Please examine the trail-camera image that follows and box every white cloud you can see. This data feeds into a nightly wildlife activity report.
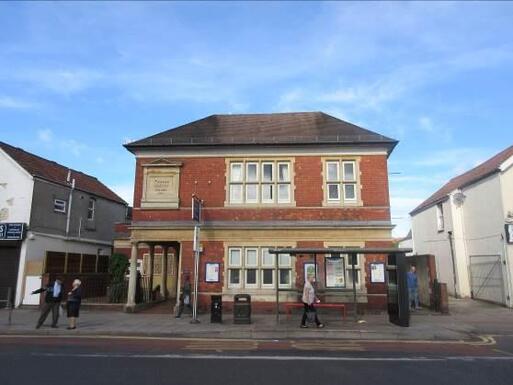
[60,139,88,157]
[37,129,53,143]
[0,96,37,110]
[4,68,103,96]
[413,148,493,170]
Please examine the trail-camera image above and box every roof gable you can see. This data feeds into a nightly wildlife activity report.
[125,112,397,152]
[0,141,127,205]
[411,145,513,215]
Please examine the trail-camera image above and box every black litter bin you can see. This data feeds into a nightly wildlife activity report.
[211,295,223,323]
[233,294,251,324]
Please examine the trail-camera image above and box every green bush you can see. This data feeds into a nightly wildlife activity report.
[108,253,129,303]
[109,253,129,283]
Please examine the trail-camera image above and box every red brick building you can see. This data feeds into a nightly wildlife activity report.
[114,112,397,313]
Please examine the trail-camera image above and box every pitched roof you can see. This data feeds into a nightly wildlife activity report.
[411,145,513,216]
[0,141,127,205]
[125,112,398,153]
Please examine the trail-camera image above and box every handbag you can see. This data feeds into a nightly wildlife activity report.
[183,294,190,305]
[306,310,316,323]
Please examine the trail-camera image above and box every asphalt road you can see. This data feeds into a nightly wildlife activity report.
[1,335,513,385]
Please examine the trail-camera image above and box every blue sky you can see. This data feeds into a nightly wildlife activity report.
[1,1,512,237]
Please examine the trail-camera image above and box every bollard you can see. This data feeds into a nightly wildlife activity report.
[6,287,13,325]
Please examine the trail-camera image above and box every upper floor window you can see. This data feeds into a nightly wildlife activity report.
[325,160,358,204]
[436,203,444,232]
[54,199,67,213]
[87,198,95,221]
[229,160,292,205]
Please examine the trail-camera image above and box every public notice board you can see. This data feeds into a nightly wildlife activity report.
[326,257,345,288]
[0,223,25,241]
[370,262,386,283]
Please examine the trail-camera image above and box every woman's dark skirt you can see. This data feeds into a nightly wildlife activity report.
[67,301,80,318]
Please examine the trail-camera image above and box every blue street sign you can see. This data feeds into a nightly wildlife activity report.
[0,223,25,241]
[192,196,202,222]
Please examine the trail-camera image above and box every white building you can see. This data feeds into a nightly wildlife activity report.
[0,142,128,307]
[410,145,513,307]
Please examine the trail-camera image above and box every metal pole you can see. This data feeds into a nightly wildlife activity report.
[351,253,358,322]
[191,225,200,323]
[314,254,317,282]
[275,251,280,324]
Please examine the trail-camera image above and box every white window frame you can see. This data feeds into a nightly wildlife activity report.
[228,248,242,267]
[277,183,291,204]
[436,203,445,232]
[326,161,340,182]
[245,184,258,204]
[277,162,290,182]
[343,183,357,202]
[261,247,275,267]
[245,268,259,288]
[87,198,95,221]
[228,248,243,288]
[327,183,340,201]
[261,162,275,204]
[262,162,274,183]
[245,162,259,182]
[342,161,356,182]
[228,269,242,289]
[228,160,292,205]
[278,269,292,289]
[245,248,259,267]
[344,253,362,289]
[278,252,292,289]
[54,199,67,213]
[230,162,244,182]
[261,268,275,288]
[229,184,243,204]
[325,160,358,204]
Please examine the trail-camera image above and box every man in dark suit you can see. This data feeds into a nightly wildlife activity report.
[32,277,64,329]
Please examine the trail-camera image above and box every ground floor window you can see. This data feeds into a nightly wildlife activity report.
[227,246,293,289]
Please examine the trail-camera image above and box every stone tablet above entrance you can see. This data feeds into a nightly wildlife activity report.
[141,160,182,209]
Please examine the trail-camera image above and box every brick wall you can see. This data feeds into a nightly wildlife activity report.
[295,156,323,206]
[132,154,391,222]
[360,155,390,207]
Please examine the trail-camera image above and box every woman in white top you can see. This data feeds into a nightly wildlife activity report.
[301,275,324,328]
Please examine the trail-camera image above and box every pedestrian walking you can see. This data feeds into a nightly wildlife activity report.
[300,275,324,328]
[176,275,192,318]
[66,279,82,330]
[32,277,64,329]
[407,265,421,311]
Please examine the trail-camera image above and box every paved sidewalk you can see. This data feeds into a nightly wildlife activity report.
[1,299,511,341]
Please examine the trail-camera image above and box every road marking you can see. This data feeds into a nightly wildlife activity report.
[184,340,258,351]
[492,349,513,356]
[292,341,364,351]
[0,334,495,347]
[0,334,482,345]
[29,352,513,362]
[465,335,496,346]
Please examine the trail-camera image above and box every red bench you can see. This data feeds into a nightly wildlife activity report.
[284,303,346,320]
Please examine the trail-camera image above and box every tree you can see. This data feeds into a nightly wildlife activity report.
[108,253,129,303]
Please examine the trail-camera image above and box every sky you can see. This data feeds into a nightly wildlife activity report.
[1,1,512,237]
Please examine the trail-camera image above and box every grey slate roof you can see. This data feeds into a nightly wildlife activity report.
[125,112,398,153]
